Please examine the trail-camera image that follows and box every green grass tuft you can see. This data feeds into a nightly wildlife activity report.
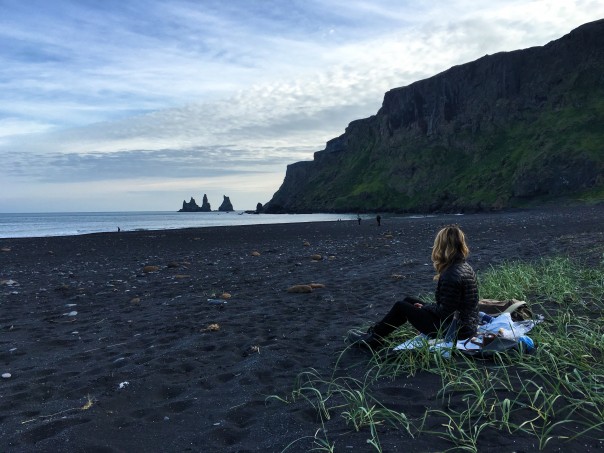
[272,257,604,452]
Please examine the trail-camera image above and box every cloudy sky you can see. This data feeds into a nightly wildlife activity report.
[1,0,603,212]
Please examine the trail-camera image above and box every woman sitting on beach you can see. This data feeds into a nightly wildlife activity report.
[348,225,479,348]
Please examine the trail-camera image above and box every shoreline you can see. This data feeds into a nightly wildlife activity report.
[0,203,593,240]
[1,204,603,451]
[0,212,358,240]
[2,203,602,240]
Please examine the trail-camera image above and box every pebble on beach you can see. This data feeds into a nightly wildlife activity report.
[287,285,313,293]
[202,323,220,332]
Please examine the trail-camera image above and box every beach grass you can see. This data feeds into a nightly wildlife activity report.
[272,257,604,452]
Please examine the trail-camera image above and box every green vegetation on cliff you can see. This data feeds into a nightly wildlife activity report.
[265,19,604,213]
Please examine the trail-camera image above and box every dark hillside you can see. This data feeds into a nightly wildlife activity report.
[265,19,604,213]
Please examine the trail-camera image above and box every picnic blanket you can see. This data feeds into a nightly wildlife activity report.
[393,312,540,358]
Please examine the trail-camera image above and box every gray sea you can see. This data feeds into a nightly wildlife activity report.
[0,211,361,238]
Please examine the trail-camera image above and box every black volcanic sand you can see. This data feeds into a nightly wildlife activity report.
[1,205,603,452]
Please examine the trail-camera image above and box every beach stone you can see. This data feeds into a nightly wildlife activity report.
[207,299,226,305]
[251,251,261,256]
[310,254,322,261]
[167,261,180,268]
[0,279,18,286]
[143,265,160,273]
[2,373,11,379]
[287,285,313,293]
[130,297,141,304]
[174,274,190,279]
[391,274,405,280]
[309,283,325,289]
[243,345,260,356]
[203,323,220,332]
[303,241,310,247]
[1,247,10,252]
[220,292,231,299]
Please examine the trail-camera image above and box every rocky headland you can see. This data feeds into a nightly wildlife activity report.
[264,19,604,214]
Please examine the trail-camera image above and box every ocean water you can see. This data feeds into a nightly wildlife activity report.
[0,211,359,238]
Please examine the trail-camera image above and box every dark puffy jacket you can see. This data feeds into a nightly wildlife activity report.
[424,259,479,339]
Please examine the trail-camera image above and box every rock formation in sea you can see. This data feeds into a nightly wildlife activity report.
[201,194,211,211]
[178,194,212,212]
[179,197,199,212]
[218,195,234,212]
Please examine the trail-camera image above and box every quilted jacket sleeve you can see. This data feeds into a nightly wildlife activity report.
[433,272,463,320]
[422,268,462,320]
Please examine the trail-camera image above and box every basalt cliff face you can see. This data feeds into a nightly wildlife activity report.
[264,19,604,213]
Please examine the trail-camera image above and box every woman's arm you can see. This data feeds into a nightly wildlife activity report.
[435,278,463,319]
[423,268,463,320]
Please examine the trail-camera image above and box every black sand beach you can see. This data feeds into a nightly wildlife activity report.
[1,205,603,452]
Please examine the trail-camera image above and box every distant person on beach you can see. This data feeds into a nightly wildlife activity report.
[347,225,479,348]
[376,215,381,226]
[357,214,361,225]
[117,227,121,232]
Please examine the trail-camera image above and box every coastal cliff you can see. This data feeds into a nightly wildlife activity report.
[264,19,604,213]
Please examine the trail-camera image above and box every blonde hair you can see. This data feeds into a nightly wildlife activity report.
[431,225,469,278]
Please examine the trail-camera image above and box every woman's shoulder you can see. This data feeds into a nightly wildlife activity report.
[441,259,474,279]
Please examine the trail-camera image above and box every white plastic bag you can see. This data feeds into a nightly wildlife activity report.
[478,312,537,340]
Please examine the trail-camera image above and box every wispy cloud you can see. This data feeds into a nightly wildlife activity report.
[1,0,603,211]
[5,146,300,182]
